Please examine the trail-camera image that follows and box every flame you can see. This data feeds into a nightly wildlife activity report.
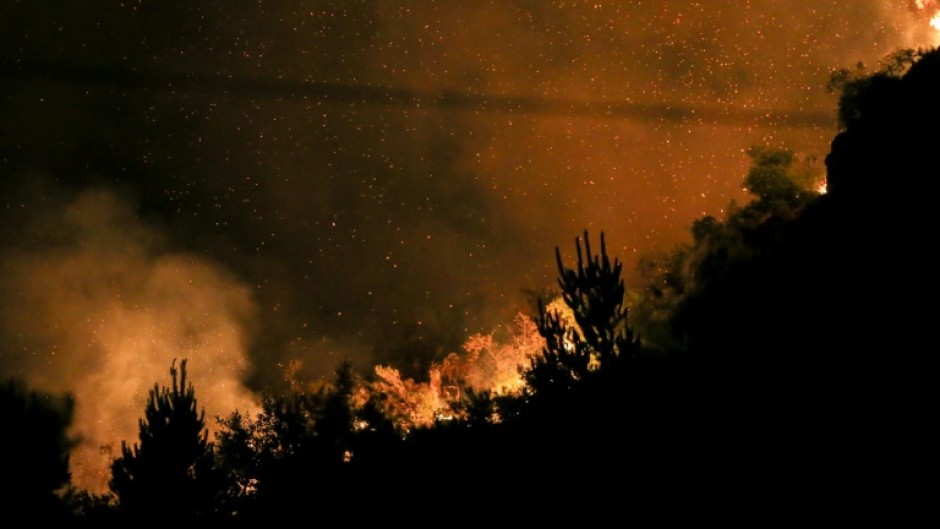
[361,364,450,429]
[914,0,940,31]
[814,179,828,194]
[352,300,582,431]
[285,297,580,433]
[544,297,579,351]
[443,311,543,396]
[355,310,546,430]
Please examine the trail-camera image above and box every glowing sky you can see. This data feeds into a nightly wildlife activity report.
[1,3,938,487]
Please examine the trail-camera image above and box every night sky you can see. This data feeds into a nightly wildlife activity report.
[2,1,938,489]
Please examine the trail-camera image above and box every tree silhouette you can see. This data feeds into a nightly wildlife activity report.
[557,231,638,365]
[110,359,219,519]
[821,47,937,463]
[495,231,696,504]
[525,231,640,398]
[0,380,74,521]
[631,146,823,359]
[214,361,370,519]
[619,48,940,490]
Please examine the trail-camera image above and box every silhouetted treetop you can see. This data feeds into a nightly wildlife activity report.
[110,359,219,520]
[632,146,823,354]
[826,47,940,197]
[527,231,640,398]
[555,230,635,366]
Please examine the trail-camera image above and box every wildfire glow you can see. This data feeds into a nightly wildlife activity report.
[351,298,579,431]
[356,311,543,429]
[914,1,940,31]
[0,190,260,493]
[815,179,828,194]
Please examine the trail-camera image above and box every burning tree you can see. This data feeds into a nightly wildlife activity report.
[358,312,545,431]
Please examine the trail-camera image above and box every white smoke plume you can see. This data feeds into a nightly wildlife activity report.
[0,187,258,492]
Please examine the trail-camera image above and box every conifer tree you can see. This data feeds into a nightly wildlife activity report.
[526,231,639,396]
[110,359,218,519]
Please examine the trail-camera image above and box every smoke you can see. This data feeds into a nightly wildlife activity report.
[2,1,939,404]
[0,185,257,491]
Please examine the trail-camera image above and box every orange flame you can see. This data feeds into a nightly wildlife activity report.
[355,300,579,432]
[914,1,940,31]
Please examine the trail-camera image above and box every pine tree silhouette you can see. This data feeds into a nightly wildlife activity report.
[526,231,639,397]
[110,359,218,519]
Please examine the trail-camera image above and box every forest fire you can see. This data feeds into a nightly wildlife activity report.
[357,299,578,431]
[357,312,542,429]
[915,0,940,30]
[8,1,940,520]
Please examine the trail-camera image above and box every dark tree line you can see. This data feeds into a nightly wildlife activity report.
[10,46,939,521]
[0,381,74,522]
[630,47,938,491]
